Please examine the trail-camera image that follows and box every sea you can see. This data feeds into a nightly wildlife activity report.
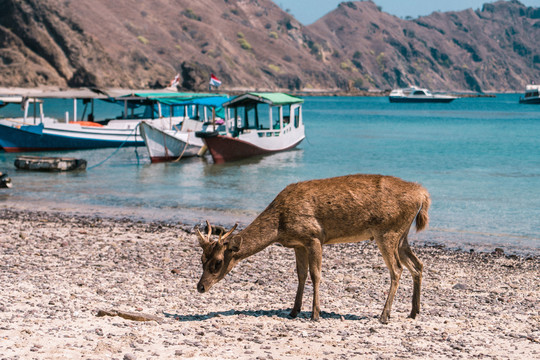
[1,94,539,255]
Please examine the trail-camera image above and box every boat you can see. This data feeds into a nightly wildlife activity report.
[519,84,540,104]
[14,155,87,171]
[196,92,305,163]
[0,171,12,188]
[139,95,229,162]
[389,86,457,103]
[0,90,221,152]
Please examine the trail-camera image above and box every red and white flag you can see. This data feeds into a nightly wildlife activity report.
[169,73,180,87]
[209,74,222,88]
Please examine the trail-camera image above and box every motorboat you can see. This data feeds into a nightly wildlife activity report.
[139,95,229,162]
[519,84,540,104]
[196,92,305,163]
[389,86,457,103]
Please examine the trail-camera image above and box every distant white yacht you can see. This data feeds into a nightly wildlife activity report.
[389,86,457,103]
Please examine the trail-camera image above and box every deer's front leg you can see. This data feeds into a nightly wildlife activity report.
[308,240,323,321]
[290,247,309,318]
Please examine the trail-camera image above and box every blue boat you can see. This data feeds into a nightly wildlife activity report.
[0,90,224,152]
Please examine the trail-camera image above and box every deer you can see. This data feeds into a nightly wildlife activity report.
[196,174,430,323]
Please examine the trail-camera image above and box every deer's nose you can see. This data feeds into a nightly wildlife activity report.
[197,282,205,293]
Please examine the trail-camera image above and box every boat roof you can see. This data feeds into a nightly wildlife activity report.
[155,95,229,107]
[0,96,24,104]
[224,92,304,107]
[525,84,540,91]
[114,92,229,107]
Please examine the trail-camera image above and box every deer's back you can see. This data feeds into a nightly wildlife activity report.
[268,174,429,245]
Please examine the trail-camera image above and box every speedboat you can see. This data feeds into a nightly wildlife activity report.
[389,86,457,103]
[196,92,305,163]
[519,84,540,104]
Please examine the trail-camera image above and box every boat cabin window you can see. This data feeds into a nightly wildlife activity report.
[412,90,426,96]
[232,103,267,131]
[282,105,290,126]
[160,104,192,118]
[271,105,281,129]
[116,102,156,120]
[293,105,301,128]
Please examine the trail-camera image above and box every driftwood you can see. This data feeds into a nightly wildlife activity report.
[14,156,87,172]
[96,309,162,322]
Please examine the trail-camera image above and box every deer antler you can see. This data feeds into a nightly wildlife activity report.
[196,220,213,248]
[218,223,238,245]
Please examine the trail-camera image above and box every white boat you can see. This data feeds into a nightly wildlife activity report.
[519,84,540,104]
[139,96,229,162]
[0,90,218,152]
[196,93,305,163]
[389,86,457,103]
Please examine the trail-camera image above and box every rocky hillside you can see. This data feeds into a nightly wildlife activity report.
[0,0,538,92]
[309,0,540,92]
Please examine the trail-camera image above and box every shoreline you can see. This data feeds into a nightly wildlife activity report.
[1,200,537,257]
[0,86,507,98]
[0,208,538,359]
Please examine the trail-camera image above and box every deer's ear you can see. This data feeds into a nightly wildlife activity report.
[227,235,242,253]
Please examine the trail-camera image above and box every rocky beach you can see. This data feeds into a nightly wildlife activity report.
[0,208,538,359]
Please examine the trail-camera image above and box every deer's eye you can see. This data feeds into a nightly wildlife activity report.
[211,260,223,274]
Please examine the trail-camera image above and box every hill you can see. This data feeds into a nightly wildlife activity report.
[309,0,540,92]
[0,0,538,92]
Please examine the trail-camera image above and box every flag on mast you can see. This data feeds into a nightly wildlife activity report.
[209,74,222,88]
[169,73,180,88]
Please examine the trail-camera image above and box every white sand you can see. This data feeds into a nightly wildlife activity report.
[0,209,538,359]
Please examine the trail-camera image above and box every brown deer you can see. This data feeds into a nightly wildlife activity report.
[196,174,430,323]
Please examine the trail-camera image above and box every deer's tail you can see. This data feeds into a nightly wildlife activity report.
[415,190,431,233]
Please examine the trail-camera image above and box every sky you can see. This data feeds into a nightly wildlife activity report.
[276,0,539,24]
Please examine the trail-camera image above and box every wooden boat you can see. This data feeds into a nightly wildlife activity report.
[0,90,220,152]
[138,96,229,162]
[14,156,87,171]
[389,86,457,103]
[196,93,305,163]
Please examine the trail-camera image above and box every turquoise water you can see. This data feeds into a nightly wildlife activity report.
[1,94,539,255]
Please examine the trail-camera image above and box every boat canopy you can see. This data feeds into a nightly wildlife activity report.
[113,92,228,106]
[224,92,304,107]
[149,95,229,108]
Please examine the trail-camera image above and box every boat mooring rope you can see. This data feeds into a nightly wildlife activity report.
[173,131,190,162]
[87,126,139,170]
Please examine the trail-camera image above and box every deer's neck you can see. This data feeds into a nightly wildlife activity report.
[234,211,279,261]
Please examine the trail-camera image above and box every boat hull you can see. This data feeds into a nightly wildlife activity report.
[519,97,540,104]
[200,132,304,164]
[139,121,203,163]
[389,96,455,103]
[0,122,142,152]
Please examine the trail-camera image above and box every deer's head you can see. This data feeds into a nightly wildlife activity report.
[196,221,241,293]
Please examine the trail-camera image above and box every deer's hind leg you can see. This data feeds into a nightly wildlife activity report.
[290,246,309,318]
[398,233,423,319]
[375,232,403,324]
